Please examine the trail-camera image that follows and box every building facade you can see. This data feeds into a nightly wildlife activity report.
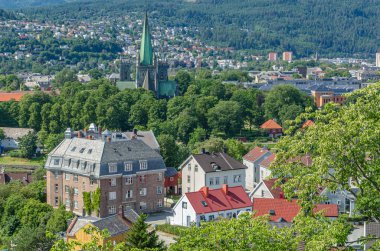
[282,51,293,62]
[180,151,247,194]
[243,146,272,191]
[45,133,166,217]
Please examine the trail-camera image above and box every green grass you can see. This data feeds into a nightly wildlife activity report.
[0,156,44,167]
[156,224,187,237]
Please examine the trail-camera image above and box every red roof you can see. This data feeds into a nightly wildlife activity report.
[0,92,28,102]
[260,153,276,168]
[186,185,252,214]
[243,146,269,162]
[302,120,315,129]
[253,198,338,222]
[262,179,285,199]
[260,119,282,130]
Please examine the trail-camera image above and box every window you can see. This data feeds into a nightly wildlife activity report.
[79,148,85,153]
[125,176,133,185]
[139,188,147,196]
[74,201,78,209]
[195,165,198,172]
[226,212,232,219]
[157,173,163,181]
[170,177,174,182]
[54,171,59,179]
[82,181,86,191]
[331,191,336,195]
[139,160,148,170]
[337,200,341,205]
[54,197,59,206]
[73,174,78,182]
[87,149,92,154]
[91,164,96,172]
[71,147,76,152]
[81,161,87,170]
[187,187,190,193]
[215,177,220,185]
[65,199,70,208]
[233,175,241,183]
[108,205,116,215]
[157,199,163,208]
[209,178,214,186]
[74,188,79,196]
[65,185,69,194]
[109,163,117,173]
[261,190,264,197]
[139,175,146,183]
[208,215,215,221]
[187,175,190,183]
[90,178,96,186]
[157,186,163,194]
[55,184,59,193]
[223,176,228,184]
[124,162,133,171]
[140,202,147,210]
[110,178,117,187]
[325,201,330,204]
[54,159,60,165]
[126,190,133,199]
[65,173,70,181]
[187,163,191,171]
[109,192,116,200]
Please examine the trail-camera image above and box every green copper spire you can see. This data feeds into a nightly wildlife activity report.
[139,12,153,66]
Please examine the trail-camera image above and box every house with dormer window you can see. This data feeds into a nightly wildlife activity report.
[169,185,252,227]
[179,149,247,194]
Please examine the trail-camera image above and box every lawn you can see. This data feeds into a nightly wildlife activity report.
[0,156,45,167]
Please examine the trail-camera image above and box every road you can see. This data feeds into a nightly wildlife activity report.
[146,209,177,246]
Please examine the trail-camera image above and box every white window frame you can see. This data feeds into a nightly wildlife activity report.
[140,202,147,210]
[74,200,78,209]
[157,173,163,181]
[209,178,214,186]
[108,205,116,215]
[157,186,163,195]
[110,178,117,187]
[109,191,116,201]
[139,188,147,196]
[215,177,220,185]
[65,173,70,181]
[54,159,60,165]
[126,190,133,199]
[124,162,133,171]
[157,199,163,208]
[139,160,148,170]
[109,163,117,173]
[125,176,133,185]
[74,188,79,196]
[73,174,78,182]
[223,176,228,184]
[170,177,174,182]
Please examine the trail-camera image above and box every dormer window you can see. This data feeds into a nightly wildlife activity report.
[109,163,117,173]
[124,162,133,171]
[87,149,93,154]
[71,147,76,152]
[54,159,60,165]
[79,148,85,153]
[81,161,87,170]
[139,160,148,170]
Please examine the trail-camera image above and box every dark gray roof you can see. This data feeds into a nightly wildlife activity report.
[0,127,33,139]
[124,130,160,151]
[192,152,247,173]
[165,167,178,177]
[92,214,132,237]
[310,85,331,92]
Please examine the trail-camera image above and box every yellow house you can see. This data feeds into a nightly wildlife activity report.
[66,209,138,250]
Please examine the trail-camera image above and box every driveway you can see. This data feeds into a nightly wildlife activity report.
[146,208,173,226]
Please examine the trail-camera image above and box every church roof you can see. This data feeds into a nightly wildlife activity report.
[139,12,153,66]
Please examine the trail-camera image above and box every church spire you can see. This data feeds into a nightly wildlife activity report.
[139,12,153,66]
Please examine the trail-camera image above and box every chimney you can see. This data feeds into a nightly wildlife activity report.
[201,148,206,154]
[201,186,209,197]
[77,131,82,138]
[133,128,138,135]
[279,192,284,199]
[107,137,111,143]
[118,205,124,218]
[98,127,102,135]
[223,147,228,153]
[222,184,228,195]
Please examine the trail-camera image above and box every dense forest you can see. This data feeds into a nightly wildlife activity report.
[18,0,380,58]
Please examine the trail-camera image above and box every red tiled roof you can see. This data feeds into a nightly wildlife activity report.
[243,146,269,162]
[262,179,285,199]
[0,92,28,102]
[260,119,282,129]
[302,120,315,129]
[260,153,276,168]
[186,185,252,214]
[253,198,338,222]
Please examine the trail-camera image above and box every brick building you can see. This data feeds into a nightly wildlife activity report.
[45,130,166,217]
[310,85,347,108]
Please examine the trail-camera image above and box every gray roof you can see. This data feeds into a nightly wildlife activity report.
[165,167,178,177]
[0,127,33,139]
[45,138,166,178]
[192,152,247,173]
[68,209,138,237]
[124,130,160,151]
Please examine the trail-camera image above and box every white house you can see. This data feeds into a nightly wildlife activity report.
[180,150,247,194]
[249,178,285,199]
[320,187,357,216]
[0,127,33,150]
[169,185,252,227]
[243,146,272,191]
[258,153,276,183]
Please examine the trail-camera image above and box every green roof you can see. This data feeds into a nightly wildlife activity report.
[139,12,153,66]
[116,81,136,91]
[158,81,177,97]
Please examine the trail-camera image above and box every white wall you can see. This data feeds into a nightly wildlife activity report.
[205,169,246,190]
[250,182,274,199]
[1,139,19,149]
[259,166,272,183]
[181,157,206,194]
[243,159,255,191]
[171,195,197,226]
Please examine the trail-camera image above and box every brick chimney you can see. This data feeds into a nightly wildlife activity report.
[98,127,102,135]
[77,131,82,138]
[107,137,111,143]
[279,192,284,199]
[222,184,228,195]
[201,186,209,197]
[118,205,124,218]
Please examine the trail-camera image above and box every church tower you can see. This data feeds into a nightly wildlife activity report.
[136,12,157,93]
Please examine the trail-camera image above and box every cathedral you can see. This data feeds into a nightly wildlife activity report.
[117,13,177,98]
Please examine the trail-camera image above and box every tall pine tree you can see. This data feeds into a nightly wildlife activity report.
[125,214,165,250]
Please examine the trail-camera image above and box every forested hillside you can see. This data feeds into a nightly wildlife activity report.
[21,0,380,58]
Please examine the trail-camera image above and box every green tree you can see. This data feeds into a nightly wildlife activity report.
[46,205,74,234]
[20,199,53,228]
[175,70,193,95]
[54,68,78,87]
[19,131,37,159]
[125,214,165,250]
[207,101,243,137]
[0,128,4,140]
[224,138,247,160]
